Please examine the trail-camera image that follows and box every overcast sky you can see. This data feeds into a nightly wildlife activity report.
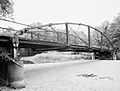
[14,0,120,26]
[0,0,120,29]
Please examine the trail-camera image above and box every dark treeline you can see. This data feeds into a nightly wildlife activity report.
[92,13,120,59]
[93,14,120,51]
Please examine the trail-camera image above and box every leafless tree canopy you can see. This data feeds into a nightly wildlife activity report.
[0,0,13,18]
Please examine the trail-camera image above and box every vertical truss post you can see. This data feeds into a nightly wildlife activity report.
[100,33,103,49]
[74,36,77,45]
[57,32,59,43]
[65,23,69,45]
[31,32,33,40]
[113,51,117,60]
[53,32,56,42]
[44,31,47,41]
[88,26,91,48]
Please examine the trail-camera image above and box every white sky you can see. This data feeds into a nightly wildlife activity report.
[14,0,120,25]
[0,0,120,30]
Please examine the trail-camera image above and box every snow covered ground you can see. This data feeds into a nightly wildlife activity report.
[7,60,120,91]
[1,52,120,91]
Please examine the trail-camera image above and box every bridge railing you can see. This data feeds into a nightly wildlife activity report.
[21,25,87,46]
[19,30,83,45]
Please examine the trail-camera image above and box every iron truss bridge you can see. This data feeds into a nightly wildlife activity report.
[0,22,114,52]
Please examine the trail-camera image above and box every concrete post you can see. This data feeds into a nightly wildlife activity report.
[91,53,95,60]
[113,52,117,60]
[8,35,25,88]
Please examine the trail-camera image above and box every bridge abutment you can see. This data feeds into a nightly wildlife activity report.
[8,36,25,88]
[0,36,25,88]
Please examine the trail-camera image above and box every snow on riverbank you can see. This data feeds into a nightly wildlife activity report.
[14,61,120,91]
[24,60,95,71]
[21,51,92,64]
[2,60,120,91]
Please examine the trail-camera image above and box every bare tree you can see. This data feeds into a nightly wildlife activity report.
[0,0,14,18]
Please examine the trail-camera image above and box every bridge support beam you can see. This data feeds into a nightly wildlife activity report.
[8,36,25,88]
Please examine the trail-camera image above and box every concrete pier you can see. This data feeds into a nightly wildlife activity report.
[8,60,25,88]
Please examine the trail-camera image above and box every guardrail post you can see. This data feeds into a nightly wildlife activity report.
[91,53,95,60]
[8,35,25,88]
[113,51,117,60]
[65,23,69,45]
[88,26,91,47]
